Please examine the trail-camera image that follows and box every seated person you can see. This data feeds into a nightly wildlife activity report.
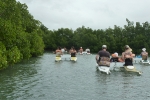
[55,47,62,57]
[141,48,148,61]
[85,48,90,53]
[95,45,110,67]
[114,52,118,57]
[69,46,77,57]
[122,45,133,66]
[79,47,83,54]
[110,53,119,62]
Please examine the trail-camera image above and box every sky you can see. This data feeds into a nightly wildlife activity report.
[16,0,150,30]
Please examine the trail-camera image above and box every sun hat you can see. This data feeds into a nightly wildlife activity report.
[142,48,146,51]
[102,45,107,48]
[125,45,130,49]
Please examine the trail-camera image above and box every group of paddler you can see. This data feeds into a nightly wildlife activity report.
[55,46,76,57]
[55,46,90,57]
[55,45,148,66]
[95,45,148,67]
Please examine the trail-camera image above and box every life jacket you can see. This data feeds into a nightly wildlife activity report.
[98,57,110,67]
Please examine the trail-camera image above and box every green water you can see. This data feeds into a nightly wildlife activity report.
[0,52,150,100]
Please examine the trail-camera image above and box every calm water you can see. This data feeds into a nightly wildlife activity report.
[0,52,150,100]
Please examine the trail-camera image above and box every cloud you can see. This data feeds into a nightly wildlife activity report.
[16,0,150,30]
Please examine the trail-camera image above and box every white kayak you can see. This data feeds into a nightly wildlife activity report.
[79,51,91,55]
[139,60,150,64]
[96,64,111,74]
[70,57,77,61]
[55,56,61,62]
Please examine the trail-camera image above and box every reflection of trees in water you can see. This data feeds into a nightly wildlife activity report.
[0,56,42,100]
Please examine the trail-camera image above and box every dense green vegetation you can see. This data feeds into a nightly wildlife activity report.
[0,0,150,70]
[42,19,150,54]
[0,0,45,69]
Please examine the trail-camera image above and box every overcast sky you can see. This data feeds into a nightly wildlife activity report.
[16,0,150,30]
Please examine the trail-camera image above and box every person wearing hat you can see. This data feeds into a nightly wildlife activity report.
[79,47,83,54]
[122,45,133,66]
[110,52,119,62]
[85,47,90,53]
[141,48,148,61]
[95,45,110,67]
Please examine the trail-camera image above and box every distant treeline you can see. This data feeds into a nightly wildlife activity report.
[43,19,150,54]
[0,0,150,69]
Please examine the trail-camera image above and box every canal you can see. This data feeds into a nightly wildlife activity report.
[0,52,150,100]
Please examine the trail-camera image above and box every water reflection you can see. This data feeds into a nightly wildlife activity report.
[0,56,42,100]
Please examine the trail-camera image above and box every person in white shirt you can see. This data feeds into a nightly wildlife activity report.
[85,48,90,53]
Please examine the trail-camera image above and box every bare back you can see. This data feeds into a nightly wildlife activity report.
[141,51,148,60]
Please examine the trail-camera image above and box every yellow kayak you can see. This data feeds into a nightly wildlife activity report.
[55,57,61,62]
[70,57,77,61]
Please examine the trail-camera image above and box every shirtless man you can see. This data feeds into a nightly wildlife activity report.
[141,48,148,61]
[79,47,83,54]
[55,47,62,57]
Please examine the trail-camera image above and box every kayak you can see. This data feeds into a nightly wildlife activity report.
[121,66,142,75]
[96,64,111,74]
[139,60,150,64]
[86,52,91,55]
[96,65,111,74]
[55,56,61,62]
[79,51,91,55]
[70,57,77,61]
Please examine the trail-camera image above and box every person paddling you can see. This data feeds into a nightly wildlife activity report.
[122,45,133,66]
[95,45,110,67]
[55,47,62,57]
[69,46,77,57]
[79,47,83,54]
[110,52,119,62]
[141,48,148,61]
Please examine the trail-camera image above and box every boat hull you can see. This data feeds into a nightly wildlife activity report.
[79,51,91,55]
[70,57,77,61]
[55,57,61,62]
[97,66,111,74]
[139,60,150,64]
[121,66,142,75]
